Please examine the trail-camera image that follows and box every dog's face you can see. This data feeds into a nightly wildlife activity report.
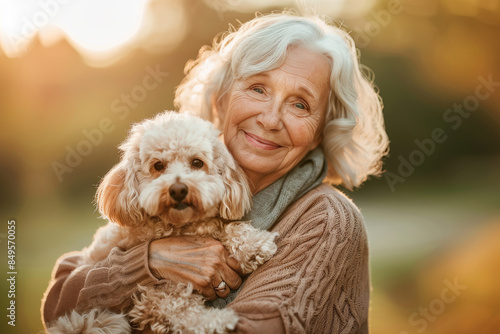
[96,112,251,227]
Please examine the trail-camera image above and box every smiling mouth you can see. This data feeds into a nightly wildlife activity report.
[244,131,282,150]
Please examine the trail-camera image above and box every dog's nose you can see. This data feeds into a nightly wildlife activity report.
[169,182,188,202]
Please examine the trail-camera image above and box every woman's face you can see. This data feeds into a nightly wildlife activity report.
[217,46,331,193]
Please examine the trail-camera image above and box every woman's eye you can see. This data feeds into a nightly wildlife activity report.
[295,103,306,110]
[192,159,204,168]
[252,87,264,94]
[154,161,164,171]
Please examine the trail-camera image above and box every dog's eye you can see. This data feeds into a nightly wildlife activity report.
[154,161,164,171]
[191,159,204,169]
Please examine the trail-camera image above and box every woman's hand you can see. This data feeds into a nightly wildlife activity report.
[148,236,243,300]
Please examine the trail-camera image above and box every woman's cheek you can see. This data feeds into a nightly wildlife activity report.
[285,116,318,146]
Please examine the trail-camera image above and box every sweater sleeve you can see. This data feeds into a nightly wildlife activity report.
[41,242,160,329]
[228,186,370,334]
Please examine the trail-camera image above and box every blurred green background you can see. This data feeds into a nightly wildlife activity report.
[0,0,499,333]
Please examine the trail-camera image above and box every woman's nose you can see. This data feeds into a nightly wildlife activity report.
[256,100,283,131]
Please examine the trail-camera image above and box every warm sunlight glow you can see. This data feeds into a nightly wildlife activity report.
[203,0,377,18]
[0,0,379,66]
[0,0,177,66]
[56,0,145,52]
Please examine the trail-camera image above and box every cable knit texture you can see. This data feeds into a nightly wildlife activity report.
[41,184,369,333]
[42,242,159,327]
[229,184,369,333]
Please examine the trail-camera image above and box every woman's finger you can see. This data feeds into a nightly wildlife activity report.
[198,284,217,301]
[225,254,244,276]
[218,263,242,290]
[213,278,231,298]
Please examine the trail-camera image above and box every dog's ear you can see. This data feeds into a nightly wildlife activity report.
[215,140,252,220]
[96,118,149,227]
[95,160,143,227]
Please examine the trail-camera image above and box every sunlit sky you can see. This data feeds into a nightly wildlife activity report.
[0,0,153,65]
[0,0,379,66]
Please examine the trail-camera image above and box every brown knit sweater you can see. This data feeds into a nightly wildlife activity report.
[41,184,370,333]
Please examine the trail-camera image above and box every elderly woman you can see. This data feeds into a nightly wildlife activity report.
[42,13,388,333]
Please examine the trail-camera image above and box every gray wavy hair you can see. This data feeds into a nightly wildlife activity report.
[174,12,389,190]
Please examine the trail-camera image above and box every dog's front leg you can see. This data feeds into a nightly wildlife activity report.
[221,222,278,274]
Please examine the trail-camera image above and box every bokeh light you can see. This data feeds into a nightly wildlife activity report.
[0,0,187,66]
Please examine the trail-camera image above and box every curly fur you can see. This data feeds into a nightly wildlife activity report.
[47,309,130,334]
[47,111,278,334]
[129,283,238,334]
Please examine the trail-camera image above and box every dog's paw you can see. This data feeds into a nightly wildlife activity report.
[130,282,237,334]
[223,223,279,274]
[239,230,279,274]
[47,309,131,334]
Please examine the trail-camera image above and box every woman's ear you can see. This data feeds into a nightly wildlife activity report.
[214,140,252,220]
[95,161,143,227]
